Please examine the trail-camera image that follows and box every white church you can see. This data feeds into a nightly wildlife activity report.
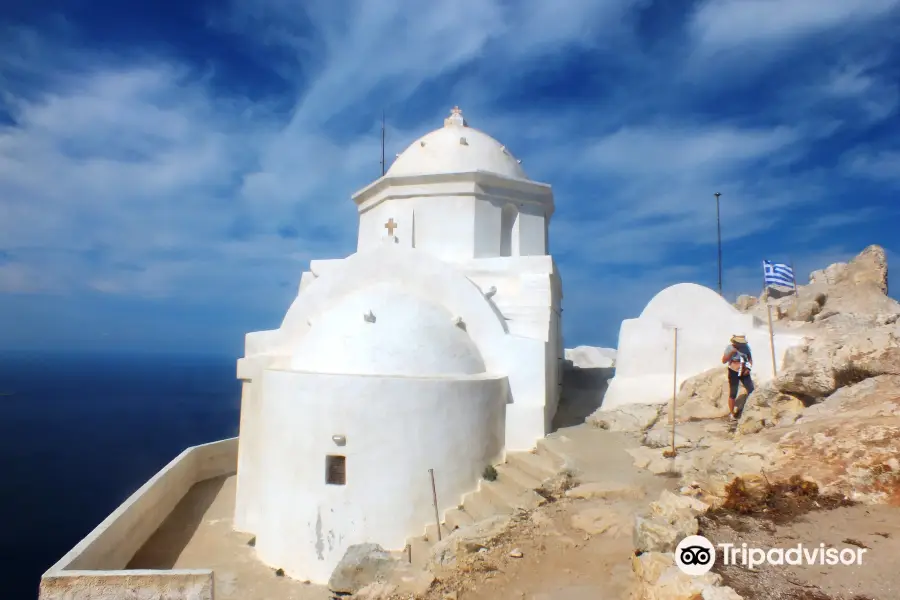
[232,107,564,582]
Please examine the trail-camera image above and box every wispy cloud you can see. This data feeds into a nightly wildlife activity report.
[0,0,898,352]
[689,0,900,52]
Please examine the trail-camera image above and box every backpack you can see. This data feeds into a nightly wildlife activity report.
[732,344,752,374]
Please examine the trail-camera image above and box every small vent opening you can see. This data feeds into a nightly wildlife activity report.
[326,455,346,485]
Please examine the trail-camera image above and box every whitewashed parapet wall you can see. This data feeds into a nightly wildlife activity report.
[39,438,238,600]
[603,283,806,410]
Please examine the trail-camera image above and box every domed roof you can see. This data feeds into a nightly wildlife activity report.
[386,107,528,180]
[290,282,486,377]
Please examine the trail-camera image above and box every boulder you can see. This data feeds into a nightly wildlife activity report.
[328,544,399,595]
[631,551,675,586]
[649,490,710,519]
[784,294,825,322]
[633,514,698,553]
[642,566,734,600]
[565,346,617,368]
[353,582,398,599]
[633,491,706,554]
[428,515,513,568]
[659,367,731,423]
[737,381,806,431]
[588,403,661,432]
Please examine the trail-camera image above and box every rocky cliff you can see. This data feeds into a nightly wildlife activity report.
[604,245,900,600]
[595,245,900,506]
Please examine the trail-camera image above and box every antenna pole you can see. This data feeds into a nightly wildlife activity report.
[715,192,723,296]
[381,111,385,176]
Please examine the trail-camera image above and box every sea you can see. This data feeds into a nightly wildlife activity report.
[0,351,242,599]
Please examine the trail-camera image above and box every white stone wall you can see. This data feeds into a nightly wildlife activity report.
[249,369,507,584]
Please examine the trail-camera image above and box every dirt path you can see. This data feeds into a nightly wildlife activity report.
[421,426,679,599]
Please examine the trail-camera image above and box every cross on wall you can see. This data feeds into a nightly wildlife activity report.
[384,218,398,236]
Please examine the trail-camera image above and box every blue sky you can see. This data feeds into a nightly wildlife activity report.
[1,0,898,357]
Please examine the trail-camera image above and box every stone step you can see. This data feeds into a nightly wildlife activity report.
[425,521,452,543]
[463,489,513,521]
[480,478,546,512]
[535,437,572,465]
[495,461,543,491]
[444,507,475,532]
[505,450,561,482]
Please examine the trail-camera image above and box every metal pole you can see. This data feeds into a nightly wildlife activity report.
[671,327,678,457]
[428,469,441,541]
[715,192,722,296]
[767,304,777,378]
[380,111,385,176]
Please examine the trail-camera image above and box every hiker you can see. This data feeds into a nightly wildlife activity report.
[722,334,754,419]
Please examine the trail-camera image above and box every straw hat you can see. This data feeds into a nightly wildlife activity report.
[730,334,747,344]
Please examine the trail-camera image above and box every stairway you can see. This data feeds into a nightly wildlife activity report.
[399,439,569,569]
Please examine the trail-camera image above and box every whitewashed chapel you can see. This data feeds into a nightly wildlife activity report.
[233,107,564,582]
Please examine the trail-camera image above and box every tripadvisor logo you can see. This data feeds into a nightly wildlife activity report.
[675,535,716,576]
[675,535,868,575]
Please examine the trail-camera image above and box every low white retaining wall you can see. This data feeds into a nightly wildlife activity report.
[39,437,238,600]
[39,569,214,600]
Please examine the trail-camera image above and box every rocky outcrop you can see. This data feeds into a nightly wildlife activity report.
[623,245,898,600]
[810,244,889,293]
[737,245,899,329]
[773,323,900,399]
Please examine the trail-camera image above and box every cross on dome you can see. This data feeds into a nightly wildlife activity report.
[444,106,468,128]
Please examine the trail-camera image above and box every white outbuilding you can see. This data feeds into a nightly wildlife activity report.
[602,282,807,410]
[232,107,564,583]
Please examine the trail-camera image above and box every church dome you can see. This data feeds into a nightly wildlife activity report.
[386,107,528,180]
[290,282,486,377]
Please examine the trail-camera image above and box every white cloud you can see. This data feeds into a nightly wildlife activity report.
[689,0,900,51]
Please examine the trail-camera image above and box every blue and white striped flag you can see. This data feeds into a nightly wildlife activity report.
[763,260,795,288]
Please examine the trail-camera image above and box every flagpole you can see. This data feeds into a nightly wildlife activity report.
[380,110,386,176]
[761,259,768,302]
[789,258,798,297]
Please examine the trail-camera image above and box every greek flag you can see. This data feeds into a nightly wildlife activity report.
[763,260,795,288]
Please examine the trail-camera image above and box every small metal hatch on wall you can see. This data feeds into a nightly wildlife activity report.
[326,455,346,485]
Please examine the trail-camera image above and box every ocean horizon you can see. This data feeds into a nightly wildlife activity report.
[0,350,242,599]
